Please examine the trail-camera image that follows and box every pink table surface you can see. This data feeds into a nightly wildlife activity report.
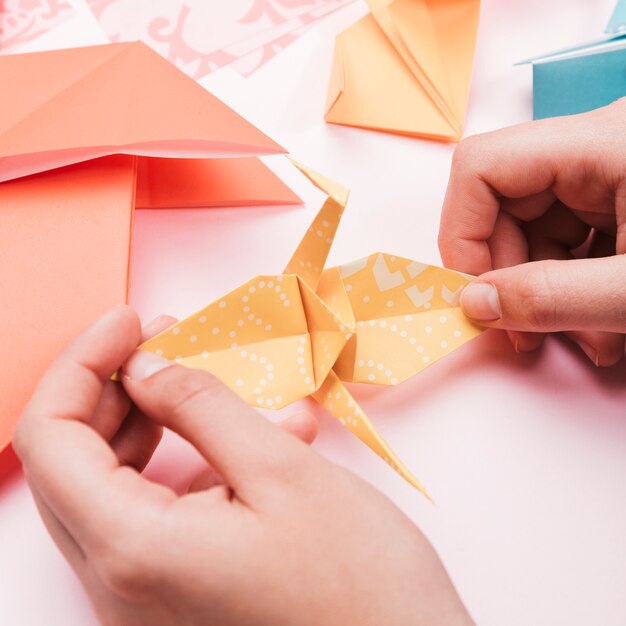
[2,1,626,625]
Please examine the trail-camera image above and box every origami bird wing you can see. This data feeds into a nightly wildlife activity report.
[137,273,347,409]
[329,253,483,385]
[325,0,480,141]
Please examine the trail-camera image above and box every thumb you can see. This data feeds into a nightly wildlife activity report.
[121,351,315,503]
[460,255,626,333]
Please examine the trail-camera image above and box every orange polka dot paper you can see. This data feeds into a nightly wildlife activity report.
[136,161,484,499]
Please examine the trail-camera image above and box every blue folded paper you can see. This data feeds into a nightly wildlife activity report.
[533,44,626,119]
[519,0,626,120]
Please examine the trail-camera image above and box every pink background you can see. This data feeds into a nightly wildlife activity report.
[2,1,626,625]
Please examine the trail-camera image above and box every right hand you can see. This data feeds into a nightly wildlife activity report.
[15,306,474,626]
[439,99,626,365]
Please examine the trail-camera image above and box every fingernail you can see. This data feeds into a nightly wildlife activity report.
[141,315,168,335]
[143,315,165,328]
[124,350,172,381]
[576,341,600,367]
[461,282,502,321]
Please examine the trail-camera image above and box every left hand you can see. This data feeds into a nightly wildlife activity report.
[14,306,473,626]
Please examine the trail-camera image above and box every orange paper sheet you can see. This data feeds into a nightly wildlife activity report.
[0,156,136,450]
[135,157,301,209]
[0,42,299,453]
[325,0,481,141]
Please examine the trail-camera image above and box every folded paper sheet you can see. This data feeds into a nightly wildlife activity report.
[137,161,484,498]
[325,0,481,141]
[532,46,626,120]
[0,41,299,452]
[518,1,626,119]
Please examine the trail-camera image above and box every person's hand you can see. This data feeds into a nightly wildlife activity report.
[14,306,473,626]
[439,99,626,365]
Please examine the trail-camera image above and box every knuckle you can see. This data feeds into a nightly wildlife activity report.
[156,367,228,420]
[451,135,481,170]
[515,263,561,331]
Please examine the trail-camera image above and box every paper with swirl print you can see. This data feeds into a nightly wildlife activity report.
[0,0,75,52]
[86,0,356,77]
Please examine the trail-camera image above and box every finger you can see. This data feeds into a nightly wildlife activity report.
[188,466,226,493]
[187,411,318,494]
[487,211,544,353]
[565,330,625,367]
[524,202,591,261]
[588,229,617,258]
[278,411,318,445]
[499,188,556,222]
[439,107,623,274]
[109,408,163,472]
[90,383,131,440]
[460,256,626,334]
[516,204,591,352]
[122,354,317,504]
[13,306,174,549]
[524,220,619,363]
[439,120,564,274]
[90,315,178,440]
[106,315,177,470]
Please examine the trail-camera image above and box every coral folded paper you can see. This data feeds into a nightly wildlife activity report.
[0,41,299,452]
[325,0,481,141]
[135,160,484,498]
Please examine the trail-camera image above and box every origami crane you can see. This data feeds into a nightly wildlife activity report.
[136,161,485,499]
[0,41,300,452]
[325,0,481,141]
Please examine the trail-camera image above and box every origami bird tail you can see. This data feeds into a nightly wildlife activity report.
[313,370,434,502]
[284,159,350,292]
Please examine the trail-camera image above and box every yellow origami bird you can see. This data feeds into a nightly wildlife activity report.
[137,161,483,499]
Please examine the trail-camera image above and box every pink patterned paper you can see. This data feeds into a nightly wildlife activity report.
[0,0,75,52]
[86,0,356,78]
